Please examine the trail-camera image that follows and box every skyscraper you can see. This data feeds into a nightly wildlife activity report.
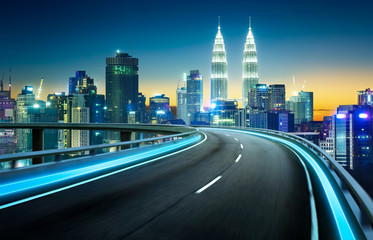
[299,91,313,121]
[137,93,146,123]
[0,71,15,121]
[269,84,286,110]
[69,71,86,94]
[187,70,203,120]
[106,51,139,123]
[248,84,270,111]
[242,17,259,107]
[47,92,68,122]
[15,86,58,164]
[177,86,188,123]
[334,105,373,170]
[211,17,228,102]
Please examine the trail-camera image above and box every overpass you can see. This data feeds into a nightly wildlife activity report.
[0,123,372,239]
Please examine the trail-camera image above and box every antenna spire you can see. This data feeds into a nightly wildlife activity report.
[218,16,221,30]
[249,16,251,29]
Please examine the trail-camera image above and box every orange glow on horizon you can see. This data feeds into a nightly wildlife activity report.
[11,68,372,122]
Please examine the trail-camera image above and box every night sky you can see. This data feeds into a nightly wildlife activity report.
[1,0,373,120]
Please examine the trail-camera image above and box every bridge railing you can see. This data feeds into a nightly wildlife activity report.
[204,125,373,237]
[247,127,373,229]
[0,123,199,169]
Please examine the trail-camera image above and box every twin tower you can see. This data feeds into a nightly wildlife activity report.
[211,17,259,107]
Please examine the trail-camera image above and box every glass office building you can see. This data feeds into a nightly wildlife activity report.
[106,52,139,123]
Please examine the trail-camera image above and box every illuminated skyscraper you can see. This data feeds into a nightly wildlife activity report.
[106,52,139,123]
[187,70,203,119]
[211,17,228,102]
[242,17,259,107]
[177,86,187,123]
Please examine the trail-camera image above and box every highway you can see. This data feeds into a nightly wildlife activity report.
[0,128,313,239]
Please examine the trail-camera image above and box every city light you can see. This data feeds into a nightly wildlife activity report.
[33,104,40,108]
[156,110,165,114]
[211,103,216,110]
[336,113,346,119]
[359,113,368,119]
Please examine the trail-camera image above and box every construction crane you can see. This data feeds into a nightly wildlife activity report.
[36,77,43,100]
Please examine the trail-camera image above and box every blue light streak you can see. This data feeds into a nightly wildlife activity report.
[208,128,356,240]
[0,135,201,204]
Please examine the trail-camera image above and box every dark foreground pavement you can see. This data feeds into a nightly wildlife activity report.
[0,128,311,240]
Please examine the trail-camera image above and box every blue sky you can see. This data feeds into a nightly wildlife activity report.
[1,0,373,118]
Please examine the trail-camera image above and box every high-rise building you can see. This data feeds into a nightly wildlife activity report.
[286,90,313,124]
[147,94,174,124]
[269,84,286,110]
[47,92,68,149]
[299,91,313,121]
[187,70,203,121]
[176,86,188,123]
[319,116,335,158]
[106,52,139,123]
[242,18,259,107]
[211,100,243,126]
[137,93,146,123]
[286,95,306,124]
[334,105,373,170]
[47,92,68,122]
[71,107,90,148]
[248,84,270,111]
[211,18,228,102]
[15,86,58,164]
[69,71,86,94]
[249,108,294,132]
[0,72,15,121]
[358,88,373,106]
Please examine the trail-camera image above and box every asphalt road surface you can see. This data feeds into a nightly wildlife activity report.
[0,128,311,240]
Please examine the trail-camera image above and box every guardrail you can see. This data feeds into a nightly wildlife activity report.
[201,125,373,238]
[0,123,199,169]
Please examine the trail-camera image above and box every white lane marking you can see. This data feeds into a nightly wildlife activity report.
[195,176,222,194]
[284,145,319,240]
[234,138,239,141]
[201,128,353,239]
[235,154,242,163]
[240,144,243,149]
[0,133,208,210]
[225,134,230,136]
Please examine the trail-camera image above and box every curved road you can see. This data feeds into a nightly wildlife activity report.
[0,128,311,239]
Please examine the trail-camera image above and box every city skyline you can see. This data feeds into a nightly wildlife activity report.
[1,0,373,121]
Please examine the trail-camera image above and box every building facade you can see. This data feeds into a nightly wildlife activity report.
[358,88,373,106]
[211,20,228,102]
[187,70,203,122]
[147,94,174,124]
[106,52,139,123]
[176,86,188,123]
[269,84,286,110]
[242,20,259,107]
[334,105,373,170]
